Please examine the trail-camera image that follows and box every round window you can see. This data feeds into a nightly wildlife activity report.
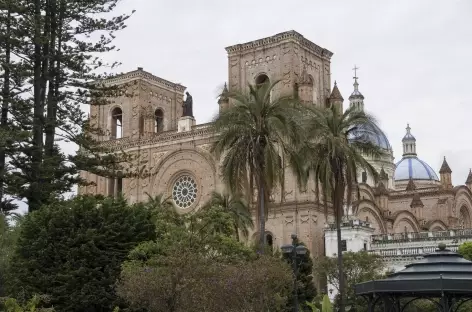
[172,175,198,209]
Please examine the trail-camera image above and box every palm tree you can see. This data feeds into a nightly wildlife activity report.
[298,104,387,312]
[202,191,254,242]
[211,80,304,253]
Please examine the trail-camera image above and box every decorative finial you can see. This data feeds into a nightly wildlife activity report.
[352,65,360,91]
[406,123,411,133]
[334,80,337,86]
[353,65,359,79]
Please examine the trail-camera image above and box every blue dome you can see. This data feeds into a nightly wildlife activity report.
[394,157,439,181]
[348,123,391,150]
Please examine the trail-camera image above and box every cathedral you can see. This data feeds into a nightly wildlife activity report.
[79,30,472,259]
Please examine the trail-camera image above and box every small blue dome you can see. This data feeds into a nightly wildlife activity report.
[348,123,391,150]
[394,157,439,181]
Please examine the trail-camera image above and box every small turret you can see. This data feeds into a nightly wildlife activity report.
[410,192,424,220]
[439,157,453,190]
[379,167,389,187]
[402,124,417,157]
[465,169,472,190]
[328,81,343,112]
[349,65,364,111]
[218,83,229,113]
[406,178,417,191]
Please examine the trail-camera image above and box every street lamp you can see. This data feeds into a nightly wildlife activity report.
[281,233,307,312]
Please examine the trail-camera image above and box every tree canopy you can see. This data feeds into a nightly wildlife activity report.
[6,195,156,311]
[117,194,293,312]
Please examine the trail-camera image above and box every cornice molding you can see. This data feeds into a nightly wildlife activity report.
[101,68,186,93]
[98,123,213,151]
[225,30,333,60]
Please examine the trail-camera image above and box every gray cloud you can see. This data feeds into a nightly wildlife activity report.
[16,0,471,213]
[105,0,472,185]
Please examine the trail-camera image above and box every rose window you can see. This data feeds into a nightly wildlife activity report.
[172,175,198,209]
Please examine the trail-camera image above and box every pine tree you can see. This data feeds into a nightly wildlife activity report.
[0,0,137,212]
[7,195,156,311]
[0,0,30,214]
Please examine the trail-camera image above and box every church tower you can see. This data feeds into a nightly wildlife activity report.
[225,30,333,108]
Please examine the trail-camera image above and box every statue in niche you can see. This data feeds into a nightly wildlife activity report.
[182,92,193,117]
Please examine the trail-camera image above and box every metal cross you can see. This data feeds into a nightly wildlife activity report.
[353,65,359,79]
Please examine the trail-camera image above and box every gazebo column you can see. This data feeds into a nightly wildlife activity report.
[381,296,400,312]
[440,296,449,312]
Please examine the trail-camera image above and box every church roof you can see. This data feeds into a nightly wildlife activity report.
[439,157,452,174]
[394,157,439,182]
[329,81,343,101]
[347,122,391,150]
[466,169,472,184]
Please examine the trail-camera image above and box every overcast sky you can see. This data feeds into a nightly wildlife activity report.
[54,0,472,212]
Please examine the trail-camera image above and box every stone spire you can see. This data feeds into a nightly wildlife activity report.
[349,65,365,111]
[406,178,417,191]
[218,83,229,112]
[402,124,417,157]
[410,192,424,220]
[439,157,452,174]
[329,81,344,100]
[379,167,389,187]
[466,169,472,190]
[329,81,343,112]
[439,157,453,189]
[410,193,424,208]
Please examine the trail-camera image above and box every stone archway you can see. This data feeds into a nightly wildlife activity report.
[460,205,471,228]
[392,211,421,233]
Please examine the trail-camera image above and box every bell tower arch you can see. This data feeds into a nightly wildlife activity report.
[225,30,333,108]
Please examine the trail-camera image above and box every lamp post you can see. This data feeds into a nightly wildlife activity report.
[281,233,307,312]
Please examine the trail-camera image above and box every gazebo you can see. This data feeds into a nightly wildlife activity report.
[355,243,472,312]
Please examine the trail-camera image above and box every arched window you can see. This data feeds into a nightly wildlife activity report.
[111,107,123,139]
[255,74,271,102]
[255,74,269,89]
[266,233,273,248]
[155,109,164,133]
[139,115,145,135]
[108,174,123,198]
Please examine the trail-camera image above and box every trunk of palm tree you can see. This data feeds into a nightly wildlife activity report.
[332,158,346,312]
[234,224,240,242]
[258,179,265,253]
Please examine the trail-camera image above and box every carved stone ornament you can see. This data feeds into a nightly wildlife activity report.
[152,151,167,166]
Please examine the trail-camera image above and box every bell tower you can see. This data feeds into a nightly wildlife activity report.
[224,30,333,108]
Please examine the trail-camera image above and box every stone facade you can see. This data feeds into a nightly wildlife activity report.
[79,30,472,262]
